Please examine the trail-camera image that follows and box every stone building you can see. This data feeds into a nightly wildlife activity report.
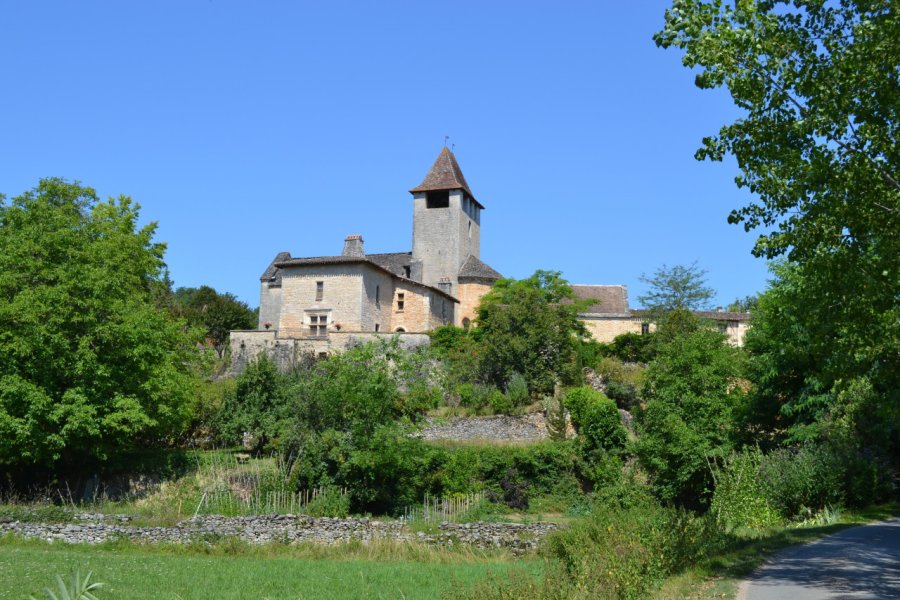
[231,148,749,372]
[230,148,503,371]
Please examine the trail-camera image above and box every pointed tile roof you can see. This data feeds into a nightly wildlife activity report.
[458,255,502,283]
[410,147,483,208]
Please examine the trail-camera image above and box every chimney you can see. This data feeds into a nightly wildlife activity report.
[342,234,365,257]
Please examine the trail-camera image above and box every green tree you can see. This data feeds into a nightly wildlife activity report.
[656,0,899,270]
[173,285,256,357]
[656,1,899,455]
[727,295,758,313]
[636,327,745,508]
[475,270,591,395]
[0,179,198,470]
[637,262,715,312]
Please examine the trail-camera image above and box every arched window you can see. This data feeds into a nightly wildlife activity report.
[395,327,406,333]
[462,317,471,330]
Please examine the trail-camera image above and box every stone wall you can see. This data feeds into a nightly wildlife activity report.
[258,282,282,330]
[278,264,364,336]
[420,414,550,442]
[229,331,431,374]
[1,515,559,554]
[579,314,646,343]
[457,281,492,327]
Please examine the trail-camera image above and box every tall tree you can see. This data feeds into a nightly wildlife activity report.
[0,179,198,471]
[475,270,591,395]
[173,285,256,357]
[637,262,715,312]
[656,1,899,459]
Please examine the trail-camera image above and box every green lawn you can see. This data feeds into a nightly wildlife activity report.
[1,539,540,600]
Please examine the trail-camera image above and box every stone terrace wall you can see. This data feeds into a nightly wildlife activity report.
[1,515,559,554]
[420,414,550,442]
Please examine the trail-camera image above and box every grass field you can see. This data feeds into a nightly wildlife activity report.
[0,536,539,600]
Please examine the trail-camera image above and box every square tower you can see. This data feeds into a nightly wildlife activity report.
[410,147,484,296]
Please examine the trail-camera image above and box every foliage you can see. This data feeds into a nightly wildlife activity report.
[172,285,256,358]
[475,270,590,396]
[0,179,199,472]
[742,261,899,462]
[216,355,290,451]
[637,262,715,313]
[656,0,899,269]
[564,387,627,455]
[636,328,745,507]
[657,0,900,476]
[304,486,351,518]
[710,449,782,530]
[727,294,758,313]
[542,384,569,442]
[27,570,104,600]
[597,332,657,364]
[595,357,646,411]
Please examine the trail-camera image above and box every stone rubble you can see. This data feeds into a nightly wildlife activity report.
[1,514,559,554]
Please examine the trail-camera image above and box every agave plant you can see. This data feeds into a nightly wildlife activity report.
[28,571,104,600]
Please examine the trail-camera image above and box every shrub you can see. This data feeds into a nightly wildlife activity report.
[305,486,350,518]
[759,445,845,519]
[596,356,645,410]
[504,372,530,407]
[488,389,514,415]
[710,449,782,529]
[456,383,501,412]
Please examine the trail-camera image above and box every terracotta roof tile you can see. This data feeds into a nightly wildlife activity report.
[572,285,630,314]
[410,147,482,208]
[458,255,502,282]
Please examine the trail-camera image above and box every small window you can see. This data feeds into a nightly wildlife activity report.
[718,322,729,334]
[403,265,411,278]
[395,327,406,333]
[374,323,380,332]
[641,323,650,335]
[375,285,380,306]
[425,190,450,209]
[315,281,324,301]
[397,292,405,311]
[309,314,327,337]
[317,352,328,360]
[462,317,471,330]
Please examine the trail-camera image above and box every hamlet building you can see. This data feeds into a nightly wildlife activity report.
[230,148,749,372]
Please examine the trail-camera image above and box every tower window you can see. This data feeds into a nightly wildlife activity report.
[375,285,380,306]
[397,292,405,312]
[425,190,450,209]
[375,323,380,332]
[315,281,324,301]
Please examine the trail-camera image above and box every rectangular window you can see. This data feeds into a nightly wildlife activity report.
[397,293,405,311]
[315,281,324,301]
[308,314,327,337]
[641,323,650,335]
[403,265,411,278]
[375,284,380,306]
[425,190,450,209]
[375,323,380,332]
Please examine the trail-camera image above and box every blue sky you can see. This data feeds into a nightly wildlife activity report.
[1,1,771,309]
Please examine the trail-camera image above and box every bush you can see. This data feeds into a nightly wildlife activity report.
[564,387,627,453]
[505,372,530,407]
[759,445,845,519]
[456,383,502,412]
[710,449,782,529]
[596,357,645,410]
[305,486,351,518]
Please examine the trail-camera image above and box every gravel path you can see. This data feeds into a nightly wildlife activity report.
[738,517,900,600]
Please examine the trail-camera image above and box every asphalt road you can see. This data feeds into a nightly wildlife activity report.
[738,517,900,600]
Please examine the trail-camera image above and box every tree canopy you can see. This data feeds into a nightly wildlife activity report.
[637,262,715,312]
[475,270,591,395]
[172,285,257,357]
[0,179,198,470]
